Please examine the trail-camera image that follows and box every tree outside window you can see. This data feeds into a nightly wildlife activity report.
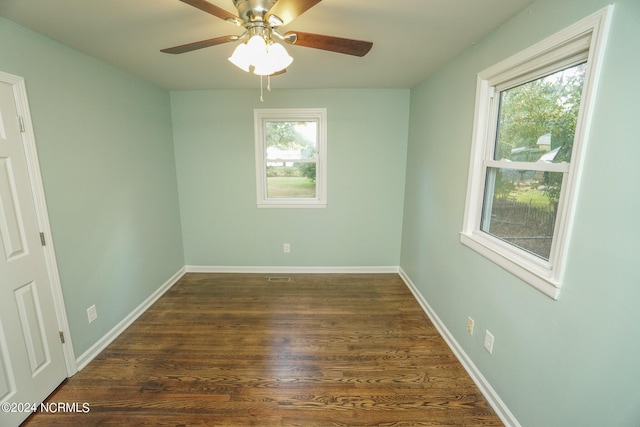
[460,6,612,298]
[254,108,327,208]
[481,63,586,260]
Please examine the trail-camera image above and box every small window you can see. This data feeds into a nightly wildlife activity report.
[461,6,612,298]
[254,108,327,208]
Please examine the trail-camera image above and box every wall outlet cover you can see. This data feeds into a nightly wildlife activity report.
[484,330,494,354]
[87,305,98,323]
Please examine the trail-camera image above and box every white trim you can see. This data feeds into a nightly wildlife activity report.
[484,160,570,173]
[75,267,185,370]
[254,108,327,208]
[549,5,613,290]
[185,265,400,274]
[460,233,560,299]
[256,201,327,209]
[460,5,613,298]
[0,71,78,376]
[398,268,521,427]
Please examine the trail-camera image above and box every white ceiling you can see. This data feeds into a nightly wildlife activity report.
[0,0,535,90]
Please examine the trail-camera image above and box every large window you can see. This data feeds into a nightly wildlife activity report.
[460,7,612,299]
[254,108,327,208]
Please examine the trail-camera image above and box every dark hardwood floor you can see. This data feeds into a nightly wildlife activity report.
[24,273,503,426]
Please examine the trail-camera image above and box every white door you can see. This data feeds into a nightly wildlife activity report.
[0,79,68,426]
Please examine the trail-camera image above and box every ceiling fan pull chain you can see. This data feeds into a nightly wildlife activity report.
[260,75,264,102]
[267,74,272,92]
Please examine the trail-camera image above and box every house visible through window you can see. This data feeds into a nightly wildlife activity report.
[460,6,612,299]
[254,108,327,208]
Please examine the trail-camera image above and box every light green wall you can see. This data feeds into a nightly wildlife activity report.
[0,17,185,356]
[3,0,638,424]
[171,89,409,267]
[400,0,640,426]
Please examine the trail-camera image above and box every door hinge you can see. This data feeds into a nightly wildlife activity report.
[40,232,46,246]
[18,116,25,133]
[59,331,65,344]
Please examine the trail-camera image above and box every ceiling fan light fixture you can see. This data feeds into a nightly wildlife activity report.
[229,33,293,76]
[253,42,293,75]
[254,42,293,75]
[246,34,268,58]
[228,42,251,72]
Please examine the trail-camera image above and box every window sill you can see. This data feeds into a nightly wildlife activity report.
[257,202,327,209]
[460,232,560,300]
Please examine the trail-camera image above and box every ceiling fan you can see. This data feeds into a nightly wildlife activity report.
[161,0,373,70]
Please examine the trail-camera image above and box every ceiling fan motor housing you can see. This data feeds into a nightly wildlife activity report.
[233,0,277,23]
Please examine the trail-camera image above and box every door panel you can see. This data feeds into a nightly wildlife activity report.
[0,80,67,426]
[0,322,13,400]
[0,152,27,259]
[14,281,50,374]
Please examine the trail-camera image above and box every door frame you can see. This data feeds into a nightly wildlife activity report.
[1,70,77,376]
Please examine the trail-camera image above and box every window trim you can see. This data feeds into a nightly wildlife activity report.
[254,108,327,208]
[460,6,613,299]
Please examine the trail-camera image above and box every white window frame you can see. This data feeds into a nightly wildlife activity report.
[254,108,327,208]
[460,6,613,299]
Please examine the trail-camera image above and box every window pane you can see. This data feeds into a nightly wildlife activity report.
[481,167,561,260]
[265,121,317,161]
[494,62,586,163]
[266,163,317,198]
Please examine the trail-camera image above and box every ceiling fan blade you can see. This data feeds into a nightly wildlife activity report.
[267,0,322,26]
[284,31,373,57]
[179,0,240,22]
[161,35,235,54]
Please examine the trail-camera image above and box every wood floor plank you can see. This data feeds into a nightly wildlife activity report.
[23,273,502,426]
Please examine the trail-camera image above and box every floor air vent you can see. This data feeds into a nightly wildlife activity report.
[268,277,291,282]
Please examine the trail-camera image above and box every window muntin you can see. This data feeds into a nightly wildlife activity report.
[460,6,613,299]
[254,108,327,208]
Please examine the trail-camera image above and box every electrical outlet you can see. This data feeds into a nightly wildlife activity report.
[87,305,97,323]
[484,330,494,354]
[283,243,291,253]
[467,317,474,335]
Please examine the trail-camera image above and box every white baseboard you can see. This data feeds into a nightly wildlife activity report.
[75,267,186,371]
[185,265,400,274]
[398,268,521,427]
